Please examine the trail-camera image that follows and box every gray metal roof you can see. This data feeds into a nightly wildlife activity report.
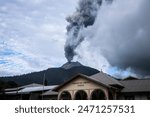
[18,85,58,94]
[90,72,123,87]
[5,85,58,94]
[120,79,150,93]
[5,91,18,95]
[4,83,43,92]
[42,90,58,96]
[19,83,43,89]
[4,87,20,92]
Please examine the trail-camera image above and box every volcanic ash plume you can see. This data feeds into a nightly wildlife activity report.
[64,0,150,76]
[64,0,104,62]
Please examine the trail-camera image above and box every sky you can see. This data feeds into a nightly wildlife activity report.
[1,0,150,78]
[64,0,150,78]
[0,0,78,76]
[92,0,150,77]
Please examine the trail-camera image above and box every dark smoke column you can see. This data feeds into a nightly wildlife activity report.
[64,0,103,62]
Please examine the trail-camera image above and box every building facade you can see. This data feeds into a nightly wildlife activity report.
[53,73,121,100]
[1,72,150,100]
[52,72,150,100]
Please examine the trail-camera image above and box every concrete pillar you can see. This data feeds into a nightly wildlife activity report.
[71,90,74,100]
[114,91,117,100]
[58,92,61,100]
[87,89,91,100]
[73,90,77,100]
[104,90,109,100]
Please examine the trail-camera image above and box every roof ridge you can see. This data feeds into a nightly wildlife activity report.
[121,78,150,81]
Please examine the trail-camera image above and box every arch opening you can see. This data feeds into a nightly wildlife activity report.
[91,89,106,100]
[75,90,88,100]
[59,91,72,100]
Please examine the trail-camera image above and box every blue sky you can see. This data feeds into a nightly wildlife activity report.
[0,0,144,78]
[0,0,78,76]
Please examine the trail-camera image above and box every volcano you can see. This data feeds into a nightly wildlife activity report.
[61,61,83,69]
[0,61,99,87]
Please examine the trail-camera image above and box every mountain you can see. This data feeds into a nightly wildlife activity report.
[0,62,99,87]
[61,61,82,69]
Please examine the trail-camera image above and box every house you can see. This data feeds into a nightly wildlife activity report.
[52,72,123,100]
[1,83,57,100]
[118,78,150,100]
[51,72,150,100]
[1,72,150,100]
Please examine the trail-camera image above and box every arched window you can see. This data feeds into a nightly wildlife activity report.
[59,91,72,100]
[91,89,106,100]
[75,90,88,100]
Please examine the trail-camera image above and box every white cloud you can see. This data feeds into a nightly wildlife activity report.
[0,0,78,76]
[74,0,150,77]
[75,40,110,72]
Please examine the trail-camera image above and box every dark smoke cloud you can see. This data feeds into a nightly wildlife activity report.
[64,0,150,76]
[81,0,150,76]
[64,0,104,62]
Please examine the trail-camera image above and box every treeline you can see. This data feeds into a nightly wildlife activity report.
[0,66,99,88]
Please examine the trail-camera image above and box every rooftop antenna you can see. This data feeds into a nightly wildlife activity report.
[101,65,106,72]
[42,72,46,100]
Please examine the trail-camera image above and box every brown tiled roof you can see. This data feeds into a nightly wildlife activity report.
[90,72,123,87]
[120,79,150,93]
[54,72,123,91]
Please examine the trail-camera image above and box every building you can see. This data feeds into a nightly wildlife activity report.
[118,78,150,100]
[53,72,123,100]
[1,72,150,100]
[52,72,150,100]
[1,83,57,100]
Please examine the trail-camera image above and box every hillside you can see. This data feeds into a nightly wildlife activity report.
[0,62,99,87]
